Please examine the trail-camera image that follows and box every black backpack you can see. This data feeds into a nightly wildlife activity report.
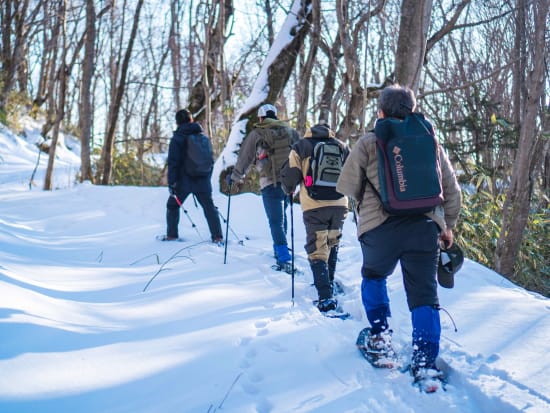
[369,113,443,215]
[184,133,214,177]
[305,139,346,200]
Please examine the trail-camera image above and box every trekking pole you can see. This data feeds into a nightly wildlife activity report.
[290,194,295,305]
[350,198,358,227]
[216,207,244,245]
[223,184,232,264]
[172,194,202,238]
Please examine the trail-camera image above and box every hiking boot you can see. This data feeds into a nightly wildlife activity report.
[357,328,399,368]
[411,363,446,393]
[211,236,224,245]
[157,235,179,241]
[360,329,399,368]
[366,329,394,354]
[317,297,338,313]
[332,280,345,296]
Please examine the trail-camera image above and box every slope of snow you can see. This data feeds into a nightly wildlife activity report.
[0,122,549,413]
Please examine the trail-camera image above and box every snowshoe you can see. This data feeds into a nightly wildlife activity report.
[356,327,399,369]
[312,298,351,319]
[317,297,338,312]
[271,261,302,275]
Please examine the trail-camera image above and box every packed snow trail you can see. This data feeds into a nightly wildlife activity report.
[0,182,549,412]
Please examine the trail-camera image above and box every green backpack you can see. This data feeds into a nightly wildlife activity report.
[256,127,292,183]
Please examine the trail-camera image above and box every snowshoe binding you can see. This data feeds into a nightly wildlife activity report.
[410,364,447,393]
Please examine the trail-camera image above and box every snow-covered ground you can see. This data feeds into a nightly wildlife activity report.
[0,120,549,413]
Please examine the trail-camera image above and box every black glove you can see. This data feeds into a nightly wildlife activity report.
[225,166,235,187]
[169,183,177,195]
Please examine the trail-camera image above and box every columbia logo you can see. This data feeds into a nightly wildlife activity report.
[393,146,407,192]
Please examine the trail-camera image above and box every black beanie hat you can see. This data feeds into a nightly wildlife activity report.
[176,109,192,125]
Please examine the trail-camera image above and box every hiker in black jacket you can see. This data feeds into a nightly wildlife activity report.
[162,109,223,243]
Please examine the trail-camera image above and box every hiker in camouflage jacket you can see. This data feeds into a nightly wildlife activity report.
[229,104,300,272]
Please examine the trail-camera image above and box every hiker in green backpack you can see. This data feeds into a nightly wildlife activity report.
[227,104,300,273]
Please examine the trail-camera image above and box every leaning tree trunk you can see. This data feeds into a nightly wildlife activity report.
[213,0,313,192]
[495,0,549,277]
[394,0,433,93]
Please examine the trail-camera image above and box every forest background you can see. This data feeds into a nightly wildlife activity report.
[0,0,548,296]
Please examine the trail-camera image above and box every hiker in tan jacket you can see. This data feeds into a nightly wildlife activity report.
[336,85,461,388]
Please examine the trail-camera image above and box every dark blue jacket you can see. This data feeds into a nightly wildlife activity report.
[167,122,212,193]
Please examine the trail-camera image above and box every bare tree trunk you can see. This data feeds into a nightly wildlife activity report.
[0,0,31,111]
[495,0,549,276]
[394,0,433,92]
[295,0,320,134]
[318,35,342,129]
[201,1,217,137]
[169,0,183,110]
[41,1,62,139]
[335,0,372,140]
[263,0,275,46]
[44,0,68,190]
[79,0,96,183]
[188,0,234,122]
[100,0,144,185]
[140,48,170,160]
